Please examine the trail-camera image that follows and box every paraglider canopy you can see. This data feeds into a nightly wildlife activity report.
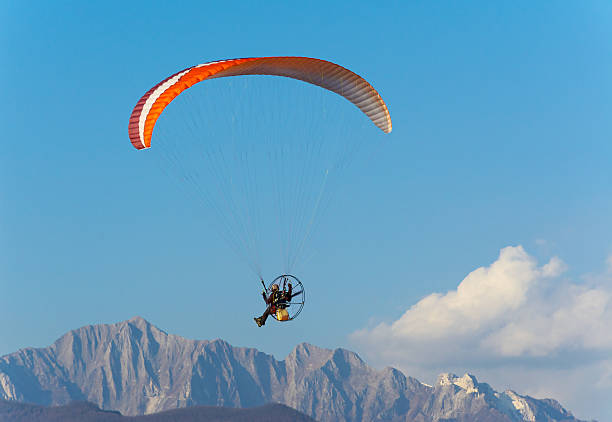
[129,56,391,150]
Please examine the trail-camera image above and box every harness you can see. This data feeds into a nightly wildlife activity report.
[270,290,288,310]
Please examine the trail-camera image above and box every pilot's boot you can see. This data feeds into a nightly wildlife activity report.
[254,317,264,327]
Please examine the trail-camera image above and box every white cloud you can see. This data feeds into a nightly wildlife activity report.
[350,245,612,421]
[483,285,612,357]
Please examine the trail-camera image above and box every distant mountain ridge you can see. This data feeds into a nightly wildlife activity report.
[0,400,316,422]
[0,317,590,422]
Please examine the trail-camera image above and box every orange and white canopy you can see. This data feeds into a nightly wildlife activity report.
[128,57,392,150]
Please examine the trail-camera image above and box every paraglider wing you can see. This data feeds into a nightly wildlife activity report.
[128,57,392,150]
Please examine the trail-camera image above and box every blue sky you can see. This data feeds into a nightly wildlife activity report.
[2,1,612,420]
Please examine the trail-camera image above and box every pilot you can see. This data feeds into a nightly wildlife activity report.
[254,282,292,327]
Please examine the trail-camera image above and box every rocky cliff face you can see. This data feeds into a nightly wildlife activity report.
[0,317,588,422]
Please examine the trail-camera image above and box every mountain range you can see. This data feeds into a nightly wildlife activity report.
[0,317,590,421]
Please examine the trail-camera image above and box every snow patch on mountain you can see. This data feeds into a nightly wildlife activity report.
[505,390,536,422]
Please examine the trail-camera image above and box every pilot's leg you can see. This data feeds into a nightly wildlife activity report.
[261,306,271,323]
[254,306,271,327]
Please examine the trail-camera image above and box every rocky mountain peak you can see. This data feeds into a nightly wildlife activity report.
[127,315,149,325]
[436,372,491,395]
[287,343,333,370]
